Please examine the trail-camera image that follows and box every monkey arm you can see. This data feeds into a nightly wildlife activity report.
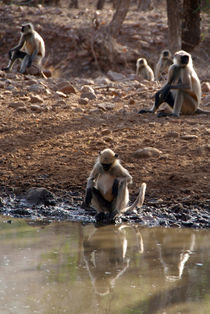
[112,164,132,185]
[10,36,25,54]
[86,165,100,189]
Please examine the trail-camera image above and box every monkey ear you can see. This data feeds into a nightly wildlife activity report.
[115,154,118,158]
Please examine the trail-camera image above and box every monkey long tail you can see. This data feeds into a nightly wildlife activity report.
[122,182,147,213]
[195,108,210,115]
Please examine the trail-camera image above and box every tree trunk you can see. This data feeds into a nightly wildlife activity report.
[182,0,200,51]
[69,0,78,8]
[96,0,106,9]
[166,0,182,53]
[137,0,153,10]
[109,0,130,37]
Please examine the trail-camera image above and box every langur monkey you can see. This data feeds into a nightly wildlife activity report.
[136,58,154,81]
[139,50,210,117]
[84,148,146,222]
[2,23,45,74]
[155,49,173,81]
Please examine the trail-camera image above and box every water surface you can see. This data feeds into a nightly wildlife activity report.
[0,217,209,314]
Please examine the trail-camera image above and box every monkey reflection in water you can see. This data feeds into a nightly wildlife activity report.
[83,225,144,296]
[156,231,196,281]
[84,149,146,223]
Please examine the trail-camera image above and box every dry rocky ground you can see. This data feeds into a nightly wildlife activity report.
[0,2,209,226]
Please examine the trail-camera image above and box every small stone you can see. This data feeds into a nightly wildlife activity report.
[202,82,210,92]
[30,95,43,104]
[107,70,126,81]
[165,131,179,138]
[30,104,43,113]
[58,84,77,95]
[78,98,88,105]
[25,187,55,205]
[8,101,25,109]
[55,91,67,98]
[97,102,115,110]
[181,134,198,140]
[133,147,162,158]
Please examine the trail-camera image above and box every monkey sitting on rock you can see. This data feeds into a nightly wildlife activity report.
[84,148,146,223]
[2,23,45,74]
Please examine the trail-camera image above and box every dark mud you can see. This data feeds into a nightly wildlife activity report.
[0,189,209,229]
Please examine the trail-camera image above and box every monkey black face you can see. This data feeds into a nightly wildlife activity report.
[21,26,25,33]
[163,51,169,57]
[180,55,189,65]
[101,163,112,171]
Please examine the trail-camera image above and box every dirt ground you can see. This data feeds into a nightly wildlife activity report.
[0,2,209,209]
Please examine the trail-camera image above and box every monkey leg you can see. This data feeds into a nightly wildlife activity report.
[180,93,198,115]
[20,54,32,74]
[91,187,112,213]
[2,50,27,71]
[110,180,129,220]
[139,88,174,115]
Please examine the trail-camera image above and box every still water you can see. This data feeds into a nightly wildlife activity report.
[0,217,209,314]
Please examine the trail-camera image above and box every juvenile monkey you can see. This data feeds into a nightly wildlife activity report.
[155,49,173,81]
[2,23,45,74]
[139,50,210,117]
[84,148,146,222]
[136,58,154,81]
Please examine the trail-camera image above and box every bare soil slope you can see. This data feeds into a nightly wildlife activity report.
[0,2,209,210]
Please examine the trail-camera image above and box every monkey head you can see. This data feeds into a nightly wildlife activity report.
[137,58,147,67]
[21,23,34,34]
[99,149,118,171]
[162,49,171,58]
[174,50,191,67]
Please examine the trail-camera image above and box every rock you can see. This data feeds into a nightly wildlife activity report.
[25,187,55,206]
[78,98,88,105]
[8,101,25,109]
[181,134,198,140]
[43,69,52,78]
[30,104,43,113]
[55,91,67,98]
[133,147,162,158]
[202,82,210,92]
[97,102,115,110]
[202,94,210,106]
[30,95,43,104]
[81,85,95,94]
[107,70,126,81]
[58,84,77,95]
[101,129,111,136]
[28,84,45,93]
[94,76,112,85]
[80,92,96,100]
[165,131,179,138]
[80,85,96,100]
[0,82,5,88]
[16,107,28,113]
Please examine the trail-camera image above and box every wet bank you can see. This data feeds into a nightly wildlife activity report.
[0,187,209,228]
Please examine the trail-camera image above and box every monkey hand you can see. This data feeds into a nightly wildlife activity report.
[84,188,92,206]
[157,112,179,118]
[112,179,119,197]
[138,109,153,114]
[2,66,10,72]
